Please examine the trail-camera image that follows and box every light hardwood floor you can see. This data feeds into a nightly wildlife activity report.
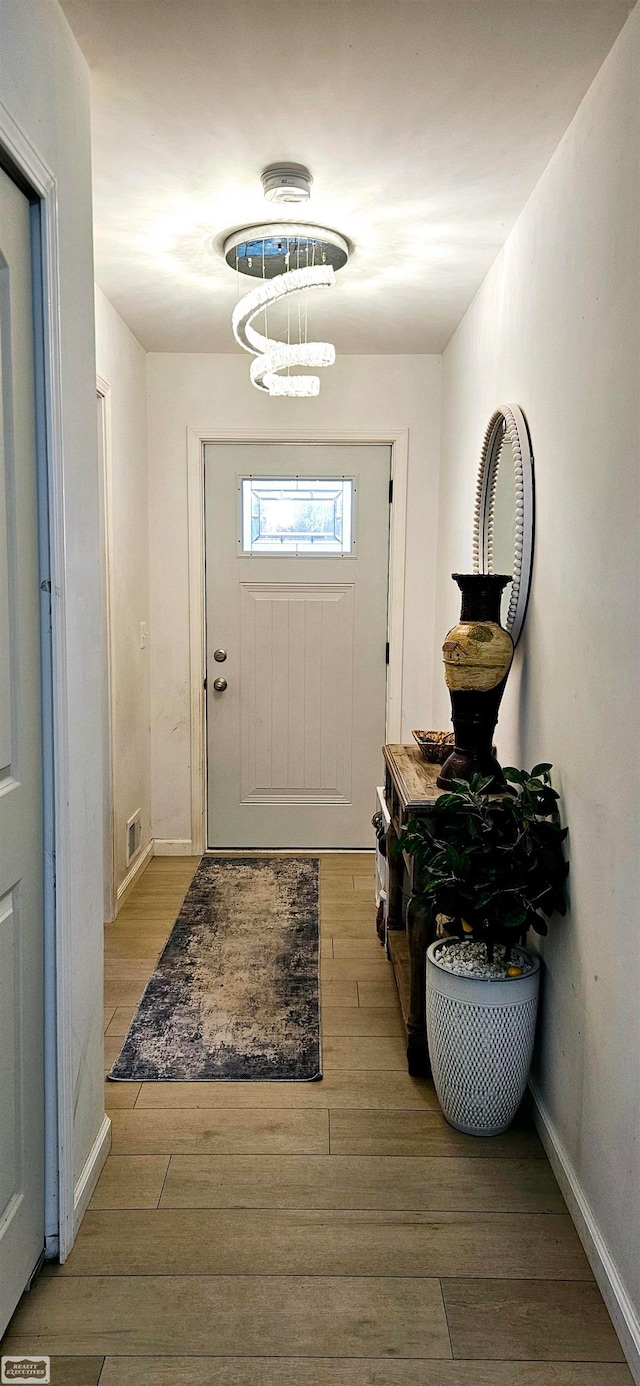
[2,854,633,1384]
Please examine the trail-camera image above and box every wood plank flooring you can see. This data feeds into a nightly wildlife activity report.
[1,853,632,1385]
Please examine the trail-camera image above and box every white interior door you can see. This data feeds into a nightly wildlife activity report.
[0,167,45,1328]
[205,444,391,849]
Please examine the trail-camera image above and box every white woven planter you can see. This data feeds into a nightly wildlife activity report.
[426,940,540,1136]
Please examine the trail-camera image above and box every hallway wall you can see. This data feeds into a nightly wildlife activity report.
[0,0,105,1195]
[95,288,152,898]
[147,353,442,850]
[433,7,640,1373]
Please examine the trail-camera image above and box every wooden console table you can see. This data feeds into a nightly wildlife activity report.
[379,744,446,1077]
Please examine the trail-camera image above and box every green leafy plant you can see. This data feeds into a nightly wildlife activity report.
[398,765,569,963]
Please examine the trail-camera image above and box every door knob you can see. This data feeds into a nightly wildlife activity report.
[213,677,227,692]
[213,648,227,662]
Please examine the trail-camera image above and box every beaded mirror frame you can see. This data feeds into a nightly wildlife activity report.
[472,404,535,648]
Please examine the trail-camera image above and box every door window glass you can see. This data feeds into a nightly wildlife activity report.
[240,477,354,555]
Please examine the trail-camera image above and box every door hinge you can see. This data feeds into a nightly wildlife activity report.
[388,478,393,504]
[40,579,53,632]
[385,641,390,665]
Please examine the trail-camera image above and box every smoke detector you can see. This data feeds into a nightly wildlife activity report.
[261,163,313,204]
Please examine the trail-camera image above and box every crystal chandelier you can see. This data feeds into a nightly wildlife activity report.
[232,264,335,397]
[224,222,349,398]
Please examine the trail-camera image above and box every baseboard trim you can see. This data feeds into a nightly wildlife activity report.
[116,839,154,912]
[72,1113,111,1245]
[203,848,377,856]
[153,839,195,856]
[153,843,376,856]
[529,1077,640,1384]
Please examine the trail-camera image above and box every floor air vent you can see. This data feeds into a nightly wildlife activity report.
[126,810,142,866]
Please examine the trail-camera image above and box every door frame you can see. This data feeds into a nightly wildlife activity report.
[97,378,117,922]
[0,104,75,1258]
[186,426,409,855]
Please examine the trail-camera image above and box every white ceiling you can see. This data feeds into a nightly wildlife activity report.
[61,0,632,354]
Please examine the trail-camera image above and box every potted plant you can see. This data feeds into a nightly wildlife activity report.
[399,765,568,1136]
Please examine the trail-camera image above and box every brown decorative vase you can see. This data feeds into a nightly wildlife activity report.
[437,573,514,792]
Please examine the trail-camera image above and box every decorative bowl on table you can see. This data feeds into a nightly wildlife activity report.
[412,730,455,764]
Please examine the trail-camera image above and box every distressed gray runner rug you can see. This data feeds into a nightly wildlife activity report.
[109,856,321,1082]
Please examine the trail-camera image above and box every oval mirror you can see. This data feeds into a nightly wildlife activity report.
[472,404,535,646]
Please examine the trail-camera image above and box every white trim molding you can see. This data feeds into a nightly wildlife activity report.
[153,838,196,856]
[529,1079,640,1384]
[96,376,117,923]
[186,426,409,855]
[205,847,375,858]
[0,99,75,1260]
[73,1114,111,1237]
[116,838,154,910]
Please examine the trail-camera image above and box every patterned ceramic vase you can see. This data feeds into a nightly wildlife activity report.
[437,573,513,792]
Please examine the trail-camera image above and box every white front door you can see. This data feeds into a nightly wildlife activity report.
[205,443,391,849]
[0,168,45,1328]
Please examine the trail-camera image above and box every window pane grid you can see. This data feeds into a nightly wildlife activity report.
[241,477,354,555]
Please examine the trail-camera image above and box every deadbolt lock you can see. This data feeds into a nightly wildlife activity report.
[213,648,227,662]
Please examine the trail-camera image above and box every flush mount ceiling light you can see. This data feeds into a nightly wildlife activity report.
[224,220,349,398]
[261,163,313,204]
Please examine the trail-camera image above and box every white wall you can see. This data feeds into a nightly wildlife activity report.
[0,2,105,1188]
[147,353,441,847]
[95,287,151,895]
[434,8,640,1372]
